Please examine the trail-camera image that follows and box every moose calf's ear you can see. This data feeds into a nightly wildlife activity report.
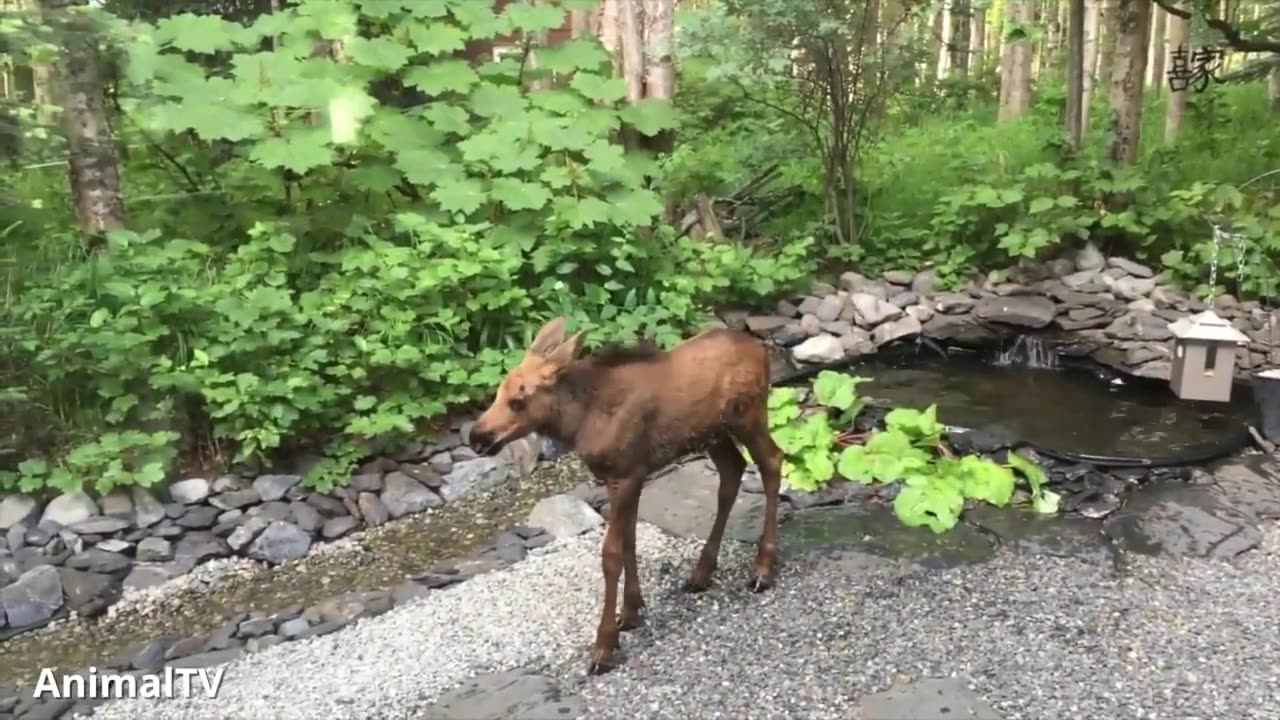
[545,331,586,367]
[529,316,568,356]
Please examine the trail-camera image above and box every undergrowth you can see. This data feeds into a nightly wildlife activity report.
[767,371,1061,534]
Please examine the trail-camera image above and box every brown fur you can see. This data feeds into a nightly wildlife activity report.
[468,317,785,676]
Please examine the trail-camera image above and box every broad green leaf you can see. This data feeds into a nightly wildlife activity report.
[893,478,964,534]
[348,36,413,71]
[490,177,551,211]
[1028,196,1055,214]
[154,13,238,54]
[405,60,480,95]
[503,1,565,33]
[409,21,468,55]
[618,98,677,136]
[431,178,487,215]
[249,131,334,175]
[536,38,610,74]
[570,72,626,103]
[470,83,527,118]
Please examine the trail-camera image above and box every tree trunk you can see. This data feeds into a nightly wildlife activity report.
[1106,0,1151,164]
[642,0,675,154]
[597,0,621,71]
[1065,0,1085,148]
[949,0,971,75]
[937,2,952,79]
[570,8,589,38]
[618,0,645,105]
[40,0,126,239]
[1163,8,1189,142]
[970,6,987,74]
[1270,66,1280,115]
[1081,0,1100,135]
[1147,5,1166,95]
[1095,0,1118,94]
[999,0,1034,120]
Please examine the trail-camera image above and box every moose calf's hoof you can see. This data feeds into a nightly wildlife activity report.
[588,649,617,676]
[680,578,712,594]
[618,613,646,632]
[747,572,776,593]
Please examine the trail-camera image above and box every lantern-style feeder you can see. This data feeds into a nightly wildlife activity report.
[1167,309,1250,402]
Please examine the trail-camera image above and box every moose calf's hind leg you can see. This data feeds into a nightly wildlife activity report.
[618,506,646,631]
[683,436,746,594]
[740,428,783,593]
[591,478,641,676]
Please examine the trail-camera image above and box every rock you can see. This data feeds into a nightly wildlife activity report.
[1104,484,1261,559]
[307,493,348,517]
[744,315,790,333]
[98,489,134,520]
[493,532,527,563]
[851,293,903,327]
[932,293,974,313]
[0,565,63,627]
[176,505,220,529]
[130,487,165,528]
[440,458,511,503]
[57,567,117,617]
[1107,256,1154,278]
[123,563,185,592]
[973,295,1057,328]
[258,500,291,521]
[791,334,844,363]
[1104,312,1174,342]
[380,473,441,518]
[923,314,1000,346]
[350,473,383,493]
[423,669,586,720]
[882,269,914,286]
[799,314,822,336]
[814,294,846,322]
[247,521,312,564]
[227,516,270,552]
[135,537,173,562]
[888,290,918,308]
[0,496,39,531]
[209,490,260,510]
[129,635,181,671]
[797,296,822,315]
[526,495,603,539]
[65,548,131,574]
[289,502,322,534]
[871,314,923,346]
[398,463,443,489]
[1061,269,1106,292]
[358,493,390,526]
[278,617,310,639]
[498,435,542,480]
[246,635,282,653]
[39,492,99,528]
[838,271,888,298]
[1105,274,1156,300]
[1075,242,1105,271]
[67,517,130,535]
[427,451,455,475]
[252,474,302,503]
[168,648,243,669]
[639,460,789,543]
[322,516,360,539]
[96,538,131,554]
[174,533,230,564]
[856,677,1004,720]
[168,478,211,505]
[238,616,275,638]
[911,269,939,295]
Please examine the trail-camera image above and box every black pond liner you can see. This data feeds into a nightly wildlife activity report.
[1251,370,1280,444]
[768,338,1255,469]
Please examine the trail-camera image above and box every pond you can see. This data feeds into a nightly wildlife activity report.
[841,343,1255,461]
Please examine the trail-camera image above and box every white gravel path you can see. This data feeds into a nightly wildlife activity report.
[86,519,1280,720]
[88,522,702,720]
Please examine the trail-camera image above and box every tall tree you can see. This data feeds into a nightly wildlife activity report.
[1095,0,1118,95]
[642,0,675,153]
[970,2,988,73]
[949,0,972,75]
[39,0,125,241]
[1163,6,1189,141]
[1106,0,1152,163]
[1271,65,1280,114]
[1065,0,1085,148]
[998,0,1035,120]
[1147,5,1167,95]
[1080,0,1101,134]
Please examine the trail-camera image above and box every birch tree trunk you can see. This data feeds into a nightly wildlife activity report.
[1106,0,1151,164]
[949,0,971,76]
[937,2,952,79]
[597,0,621,71]
[1081,0,1100,134]
[1065,0,1085,148]
[40,0,126,239]
[1095,0,1118,94]
[1147,5,1166,95]
[1163,9,1189,141]
[999,0,1034,120]
[1270,66,1280,115]
[970,6,987,74]
[642,0,674,153]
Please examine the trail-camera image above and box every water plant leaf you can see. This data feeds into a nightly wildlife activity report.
[884,404,943,447]
[893,475,964,533]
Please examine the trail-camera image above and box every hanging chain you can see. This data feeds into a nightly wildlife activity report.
[1207,223,1225,307]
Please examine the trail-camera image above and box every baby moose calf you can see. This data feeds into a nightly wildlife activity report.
[467,316,785,675]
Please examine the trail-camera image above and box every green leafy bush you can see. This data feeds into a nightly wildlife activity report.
[768,372,1060,533]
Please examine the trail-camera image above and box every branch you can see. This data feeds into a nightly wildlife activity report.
[1151,0,1280,54]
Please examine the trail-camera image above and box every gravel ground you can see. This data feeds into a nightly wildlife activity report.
[88,521,1280,720]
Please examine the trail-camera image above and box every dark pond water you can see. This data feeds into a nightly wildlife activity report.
[841,347,1255,460]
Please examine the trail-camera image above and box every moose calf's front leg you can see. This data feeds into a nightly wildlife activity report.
[591,478,641,675]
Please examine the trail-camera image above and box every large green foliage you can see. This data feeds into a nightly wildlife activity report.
[1,0,815,495]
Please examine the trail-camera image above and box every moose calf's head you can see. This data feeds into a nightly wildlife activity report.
[468,316,585,456]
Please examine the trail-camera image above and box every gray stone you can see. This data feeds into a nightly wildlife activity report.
[252,474,302,502]
[176,505,220,529]
[130,635,181,671]
[851,292,903,327]
[932,293,974,313]
[247,521,312,564]
[358,492,390,526]
[57,567,117,616]
[1107,256,1154,278]
[278,616,310,639]
[0,564,63,627]
[427,451,454,475]
[1106,273,1157,300]
[135,536,173,562]
[168,478,211,505]
[525,495,603,539]
[440,458,510,503]
[791,333,844,363]
[350,473,384,493]
[872,314,923,346]
[797,296,822,316]
[289,501,322,534]
[380,473,441,517]
[424,669,587,720]
[888,290,918,308]
[174,532,230,563]
[0,496,39,531]
[67,517,130,535]
[168,648,243,669]
[1103,484,1261,559]
[322,515,360,539]
[1104,312,1173,342]
[130,487,165,528]
[744,315,790,333]
[39,491,98,527]
[210,490,261,510]
[911,269,939,295]
[123,562,186,592]
[1075,242,1105,271]
[65,548,131,573]
[799,314,822,335]
[815,294,846,322]
[212,475,247,493]
[99,489,134,519]
[638,460,789,543]
[838,271,888,298]
[246,635,282,653]
[1061,269,1106,291]
[856,677,1004,720]
[498,435,541,480]
[227,515,270,552]
[96,538,131,553]
[973,295,1058,328]
[882,269,915,286]
[238,616,275,637]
